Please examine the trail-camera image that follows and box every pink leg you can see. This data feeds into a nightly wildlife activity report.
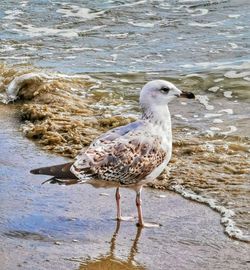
[136,188,144,226]
[115,187,122,220]
[135,187,161,228]
[115,187,133,221]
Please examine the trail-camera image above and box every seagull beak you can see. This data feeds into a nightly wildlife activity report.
[179,91,195,99]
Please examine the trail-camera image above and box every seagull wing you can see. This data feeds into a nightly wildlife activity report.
[72,121,167,185]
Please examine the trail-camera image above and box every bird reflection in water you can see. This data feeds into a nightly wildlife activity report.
[79,221,145,270]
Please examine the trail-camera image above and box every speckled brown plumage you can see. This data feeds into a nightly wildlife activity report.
[72,121,167,186]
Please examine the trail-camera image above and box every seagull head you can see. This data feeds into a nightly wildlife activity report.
[139,80,195,109]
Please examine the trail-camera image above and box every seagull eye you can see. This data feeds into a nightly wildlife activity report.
[160,87,170,93]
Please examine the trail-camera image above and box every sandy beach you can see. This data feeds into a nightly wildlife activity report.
[1,106,249,270]
[1,1,250,268]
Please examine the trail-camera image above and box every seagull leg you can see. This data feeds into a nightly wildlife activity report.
[136,188,161,228]
[136,188,144,226]
[115,187,122,220]
[115,187,133,221]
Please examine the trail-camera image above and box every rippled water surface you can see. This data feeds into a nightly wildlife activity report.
[0,0,250,266]
[0,0,250,73]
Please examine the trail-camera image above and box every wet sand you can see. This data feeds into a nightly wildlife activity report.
[0,104,249,270]
[1,67,249,241]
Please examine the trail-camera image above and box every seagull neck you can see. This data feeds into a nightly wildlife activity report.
[141,104,171,130]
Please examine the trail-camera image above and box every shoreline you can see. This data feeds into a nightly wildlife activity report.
[1,68,249,242]
[1,104,249,270]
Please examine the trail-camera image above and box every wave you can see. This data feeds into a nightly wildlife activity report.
[171,184,250,243]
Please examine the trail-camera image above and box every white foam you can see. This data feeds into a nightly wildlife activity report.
[128,21,154,28]
[224,70,250,79]
[171,185,250,242]
[228,14,240,19]
[228,42,238,49]
[208,86,220,92]
[205,130,215,137]
[105,33,128,39]
[0,45,15,53]
[204,113,222,118]
[174,114,188,121]
[0,55,31,60]
[5,73,43,102]
[196,95,214,110]
[213,119,223,124]
[78,25,106,36]
[220,126,237,135]
[243,76,250,81]
[183,60,250,72]
[14,23,79,38]
[20,1,28,7]
[68,47,103,52]
[2,72,93,104]
[119,79,129,83]
[110,0,146,8]
[189,22,220,28]
[210,127,221,131]
[214,78,224,82]
[186,8,208,17]
[185,74,204,80]
[218,109,233,115]
[56,5,104,20]
[3,9,23,20]
[223,91,232,98]
[111,54,118,61]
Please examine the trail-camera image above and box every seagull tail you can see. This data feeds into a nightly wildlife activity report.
[30,162,77,180]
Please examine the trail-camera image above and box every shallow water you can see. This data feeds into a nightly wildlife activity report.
[0,0,249,248]
[1,0,250,73]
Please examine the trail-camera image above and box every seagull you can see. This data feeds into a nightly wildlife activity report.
[30,80,195,227]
